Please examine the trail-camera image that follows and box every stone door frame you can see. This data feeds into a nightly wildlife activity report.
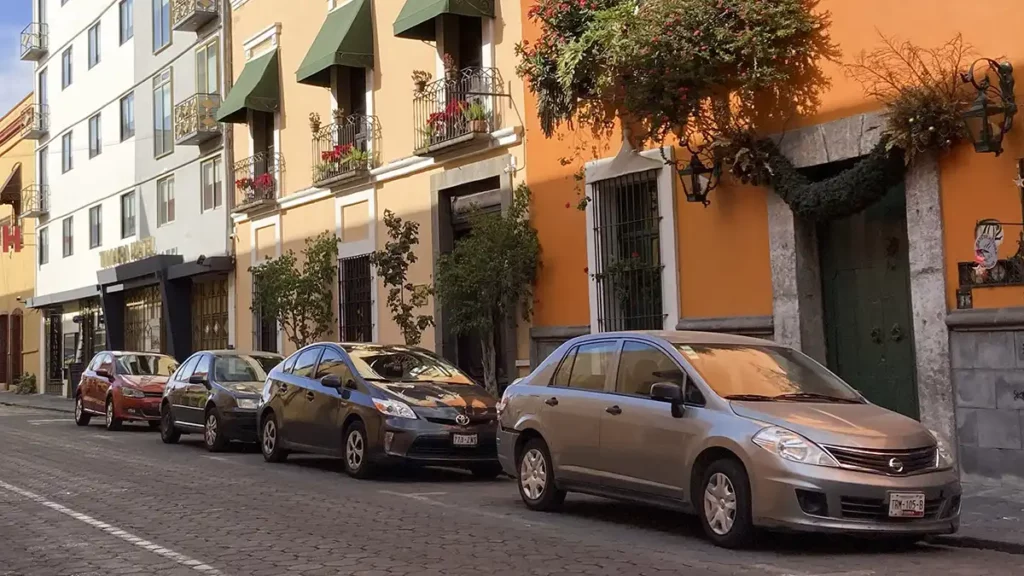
[767,112,957,457]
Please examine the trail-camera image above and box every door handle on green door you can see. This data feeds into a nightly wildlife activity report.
[890,323,903,342]
[870,327,882,344]
[605,405,622,415]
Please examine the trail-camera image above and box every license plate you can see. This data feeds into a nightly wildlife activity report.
[888,492,926,518]
[452,433,478,447]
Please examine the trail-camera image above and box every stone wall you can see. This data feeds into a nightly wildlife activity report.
[950,317,1024,485]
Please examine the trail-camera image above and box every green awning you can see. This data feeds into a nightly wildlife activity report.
[393,0,494,41]
[216,49,281,124]
[296,0,374,87]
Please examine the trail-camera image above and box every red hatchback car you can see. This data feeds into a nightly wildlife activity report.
[74,351,179,430]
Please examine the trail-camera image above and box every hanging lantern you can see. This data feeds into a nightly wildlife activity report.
[677,153,721,206]
[961,59,1017,156]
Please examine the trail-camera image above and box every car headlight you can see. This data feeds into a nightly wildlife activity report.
[752,426,838,468]
[121,387,145,398]
[929,429,955,470]
[236,398,258,410]
[372,398,417,419]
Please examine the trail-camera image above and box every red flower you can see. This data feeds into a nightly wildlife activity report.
[565,202,571,209]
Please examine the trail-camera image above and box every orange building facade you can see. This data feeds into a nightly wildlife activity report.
[522,0,1024,485]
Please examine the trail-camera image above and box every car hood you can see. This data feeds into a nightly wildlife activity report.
[730,401,935,450]
[219,381,263,396]
[373,381,495,414]
[120,375,168,393]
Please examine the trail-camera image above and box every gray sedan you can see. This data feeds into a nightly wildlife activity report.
[496,331,960,548]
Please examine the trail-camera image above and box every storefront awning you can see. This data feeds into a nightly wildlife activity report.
[297,0,374,87]
[216,49,281,124]
[27,285,100,309]
[0,163,21,207]
[393,0,494,41]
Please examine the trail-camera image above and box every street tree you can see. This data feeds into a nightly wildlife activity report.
[369,210,434,346]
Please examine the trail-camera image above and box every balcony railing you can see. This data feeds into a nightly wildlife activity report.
[171,0,219,33]
[20,104,48,140]
[233,152,284,214]
[413,67,507,155]
[21,185,49,218]
[311,114,380,187]
[20,23,47,61]
[174,93,222,145]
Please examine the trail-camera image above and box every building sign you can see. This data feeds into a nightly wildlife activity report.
[99,236,156,269]
[1,224,21,253]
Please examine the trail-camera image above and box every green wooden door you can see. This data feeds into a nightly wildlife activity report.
[818,184,919,418]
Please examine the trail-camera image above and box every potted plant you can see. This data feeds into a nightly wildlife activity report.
[442,53,458,80]
[344,147,370,169]
[462,101,489,133]
[411,70,432,94]
[15,373,37,395]
[309,111,322,134]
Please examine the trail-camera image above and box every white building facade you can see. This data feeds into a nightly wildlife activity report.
[23,0,234,395]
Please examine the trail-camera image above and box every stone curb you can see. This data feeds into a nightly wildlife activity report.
[930,535,1024,555]
[0,399,75,414]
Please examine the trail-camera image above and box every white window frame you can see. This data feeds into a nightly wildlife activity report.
[334,188,379,342]
[88,22,100,68]
[120,0,134,45]
[121,191,136,238]
[120,92,135,141]
[88,205,102,249]
[153,68,173,158]
[61,47,72,89]
[61,132,72,173]
[196,38,220,95]
[583,145,680,333]
[88,113,101,158]
[157,176,175,226]
[152,0,171,53]
[200,156,223,211]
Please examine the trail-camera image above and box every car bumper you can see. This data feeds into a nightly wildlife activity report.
[220,409,259,443]
[118,397,162,421]
[497,427,519,476]
[373,417,499,466]
[750,449,961,535]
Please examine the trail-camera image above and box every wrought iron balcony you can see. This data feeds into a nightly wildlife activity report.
[20,104,48,140]
[233,152,284,214]
[311,114,380,188]
[413,67,507,155]
[174,93,222,145]
[20,23,47,61]
[21,185,49,218]
[171,0,219,33]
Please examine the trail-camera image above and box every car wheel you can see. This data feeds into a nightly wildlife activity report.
[104,398,122,431]
[261,412,288,463]
[469,462,503,480]
[517,438,565,512]
[204,407,228,453]
[343,421,374,479]
[74,395,91,426]
[698,459,754,549]
[148,420,161,430]
[160,406,180,444]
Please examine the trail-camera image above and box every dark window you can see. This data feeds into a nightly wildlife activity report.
[87,23,100,68]
[592,170,663,331]
[62,216,73,257]
[120,93,134,141]
[119,0,133,44]
[192,354,211,380]
[191,279,228,351]
[174,355,200,381]
[614,341,683,397]
[213,355,274,383]
[339,255,372,342]
[38,227,48,265]
[314,347,353,381]
[551,347,578,387]
[684,383,706,406]
[120,191,135,238]
[62,132,72,172]
[61,47,72,89]
[253,281,277,353]
[292,347,322,379]
[566,342,617,392]
[88,114,101,158]
[88,205,101,248]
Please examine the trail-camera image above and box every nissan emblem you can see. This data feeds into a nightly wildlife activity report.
[888,457,904,473]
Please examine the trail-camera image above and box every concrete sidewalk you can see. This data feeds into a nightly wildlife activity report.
[0,390,1021,553]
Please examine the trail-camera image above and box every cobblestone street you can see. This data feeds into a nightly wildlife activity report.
[0,404,1021,576]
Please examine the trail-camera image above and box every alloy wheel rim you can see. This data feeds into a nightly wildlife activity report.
[703,472,737,536]
[75,398,82,420]
[106,402,113,427]
[205,414,218,446]
[346,430,364,470]
[263,420,276,455]
[519,448,546,501]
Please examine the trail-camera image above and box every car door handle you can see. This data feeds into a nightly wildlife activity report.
[306,391,315,402]
[545,397,559,407]
[279,383,288,393]
[605,405,622,415]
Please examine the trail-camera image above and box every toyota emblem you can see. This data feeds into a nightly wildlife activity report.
[455,414,470,426]
[888,457,904,473]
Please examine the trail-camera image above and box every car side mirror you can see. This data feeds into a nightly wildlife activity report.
[650,382,683,404]
[344,379,358,391]
[188,374,209,388]
[321,374,342,389]
[96,368,114,380]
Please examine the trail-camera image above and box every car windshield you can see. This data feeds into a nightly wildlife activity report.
[343,346,474,385]
[213,355,280,383]
[116,354,178,377]
[675,344,863,403]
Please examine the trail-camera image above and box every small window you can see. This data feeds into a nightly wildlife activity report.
[152,0,171,52]
[282,354,297,374]
[157,176,174,226]
[88,114,101,158]
[201,157,222,211]
[88,205,102,248]
[88,23,100,68]
[61,47,72,89]
[119,0,134,44]
[61,132,72,172]
[62,216,73,258]
[292,347,323,379]
[175,355,201,382]
[614,341,684,397]
[193,354,212,379]
[195,39,220,95]
[314,347,353,380]
[38,227,48,266]
[567,342,618,392]
[120,191,136,238]
[120,93,135,141]
[551,347,578,388]
[153,68,173,157]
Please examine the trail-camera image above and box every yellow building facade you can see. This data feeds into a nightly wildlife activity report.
[0,95,42,392]
[222,0,529,383]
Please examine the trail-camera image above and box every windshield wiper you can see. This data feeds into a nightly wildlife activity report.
[774,392,862,404]
[724,394,778,402]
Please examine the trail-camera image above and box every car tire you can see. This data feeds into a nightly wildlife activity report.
[342,420,374,479]
[516,438,565,512]
[148,421,161,430]
[74,395,91,426]
[260,412,288,463]
[104,398,122,431]
[469,462,504,480]
[204,407,228,453]
[160,406,180,444]
[698,458,754,549]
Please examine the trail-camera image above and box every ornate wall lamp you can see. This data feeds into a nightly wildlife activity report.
[961,58,1017,156]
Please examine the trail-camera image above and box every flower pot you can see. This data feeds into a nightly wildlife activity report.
[469,119,488,133]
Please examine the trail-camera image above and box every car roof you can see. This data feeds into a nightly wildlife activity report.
[106,351,174,357]
[199,349,283,357]
[576,330,783,348]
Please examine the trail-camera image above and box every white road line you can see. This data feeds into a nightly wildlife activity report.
[28,419,71,424]
[0,480,223,575]
[378,490,551,526]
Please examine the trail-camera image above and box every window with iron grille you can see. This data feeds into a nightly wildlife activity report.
[591,170,664,332]
[192,278,229,351]
[338,255,372,342]
[252,281,278,353]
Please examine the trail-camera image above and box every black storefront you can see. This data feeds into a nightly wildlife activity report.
[98,254,233,362]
